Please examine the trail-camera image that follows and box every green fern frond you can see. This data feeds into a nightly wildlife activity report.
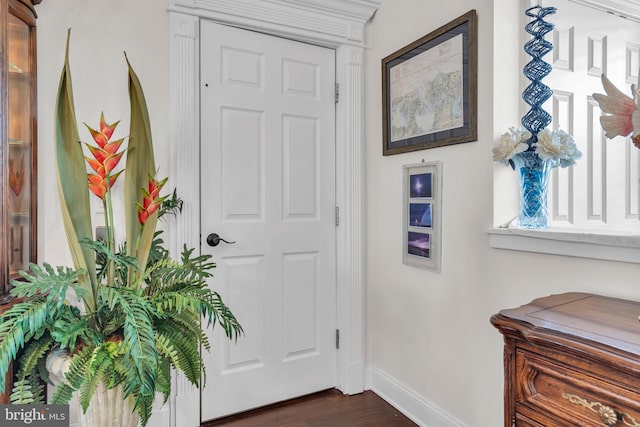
[143,246,215,295]
[149,278,241,341]
[113,356,139,400]
[155,335,179,368]
[156,358,171,403]
[140,249,241,341]
[15,337,53,379]
[51,382,75,404]
[159,309,210,351]
[16,335,54,383]
[63,346,94,390]
[0,299,50,392]
[152,290,197,315]
[98,286,158,397]
[10,375,45,404]
[10,336,53,404]
[134,392,155,427]
[10,380,34,404]
[184,287,243,340]
[29,375,46,404]
[154,329,202,386]
[154,322,201,385]
[78,345,115,412]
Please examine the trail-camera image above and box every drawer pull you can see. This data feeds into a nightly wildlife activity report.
[562,393,640,426]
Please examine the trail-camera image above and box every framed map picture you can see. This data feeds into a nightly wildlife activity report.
[382,10,477,155]
[403,161,442,272]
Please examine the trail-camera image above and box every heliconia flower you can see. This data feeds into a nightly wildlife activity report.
[86,138,124,161]
[84,114,125,199]
[136,175,168,226]
[592,74,638,139]
[88,171,123,199]
[86,112,120,148]
[86,144,125,174]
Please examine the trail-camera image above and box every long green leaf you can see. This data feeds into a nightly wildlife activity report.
[54,30,96,311]
[124,55,157,279]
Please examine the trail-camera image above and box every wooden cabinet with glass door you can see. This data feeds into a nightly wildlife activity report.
[0,0,41,403]
[1,0,40,299]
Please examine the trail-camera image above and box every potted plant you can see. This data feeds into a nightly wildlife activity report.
[0,32,242,426]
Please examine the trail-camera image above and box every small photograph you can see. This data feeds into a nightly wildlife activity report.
[407,231,430,259]
[409,203,432,228]
[403,161,440,272]
[409,173,432,198]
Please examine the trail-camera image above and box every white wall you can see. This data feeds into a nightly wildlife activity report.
[365,1,640,426]
[33,1,640,426]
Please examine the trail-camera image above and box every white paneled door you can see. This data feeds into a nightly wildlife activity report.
[199,21,337,421]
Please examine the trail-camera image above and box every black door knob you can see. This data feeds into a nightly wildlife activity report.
[206,233,236,247]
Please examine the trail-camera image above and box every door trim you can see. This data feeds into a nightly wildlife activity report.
[168,1,379,426]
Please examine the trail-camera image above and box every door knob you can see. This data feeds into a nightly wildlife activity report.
[206,233,236,247]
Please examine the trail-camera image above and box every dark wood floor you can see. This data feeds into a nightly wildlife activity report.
[201,389,418,427]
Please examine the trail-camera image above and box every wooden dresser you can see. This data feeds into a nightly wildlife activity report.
[491,293,640,426]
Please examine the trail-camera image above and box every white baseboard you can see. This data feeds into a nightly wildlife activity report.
[365,366,467,427]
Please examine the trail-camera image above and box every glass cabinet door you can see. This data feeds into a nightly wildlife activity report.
[7,14,32,279]
[2,0,37,299]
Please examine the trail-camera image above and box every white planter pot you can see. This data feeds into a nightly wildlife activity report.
[79,383,139,427]
[46,350,139,427]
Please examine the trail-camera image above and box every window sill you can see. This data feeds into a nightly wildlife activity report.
[487,225,640,264]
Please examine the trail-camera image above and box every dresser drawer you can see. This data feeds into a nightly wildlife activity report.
[516,349,640,426]
[515,413,545,427]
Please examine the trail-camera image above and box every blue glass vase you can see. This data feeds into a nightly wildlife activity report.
[511,152,552,229]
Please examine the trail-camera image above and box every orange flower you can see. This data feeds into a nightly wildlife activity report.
[84,113,125,199]
[137,175,168,226]
[88,171,123,199]
[86,112,120,148]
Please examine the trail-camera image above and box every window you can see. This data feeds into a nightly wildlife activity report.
[489,0,640,262]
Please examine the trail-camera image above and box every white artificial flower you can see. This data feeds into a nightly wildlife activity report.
[534,128,582,167]
[493,126,530,164]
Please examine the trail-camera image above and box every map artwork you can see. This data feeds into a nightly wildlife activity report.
[389,34,464,142]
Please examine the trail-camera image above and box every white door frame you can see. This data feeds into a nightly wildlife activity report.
[167,1,379,425]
